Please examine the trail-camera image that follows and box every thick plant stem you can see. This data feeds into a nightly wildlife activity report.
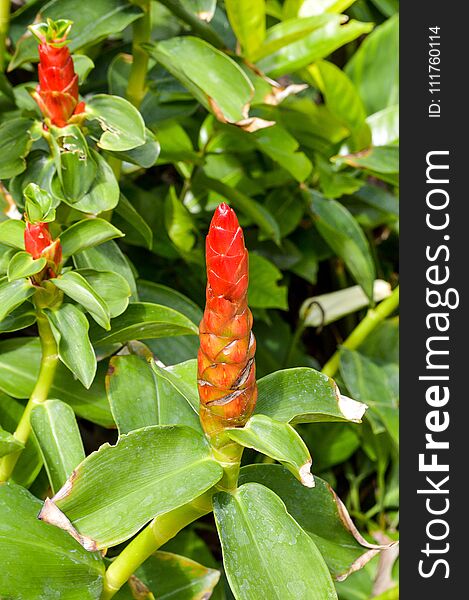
[0,0,10,72]
[321,285,400,378]
[126,1,151,109]
[156,0,225,48]
[0,313,58,481]
[101,497,212,600]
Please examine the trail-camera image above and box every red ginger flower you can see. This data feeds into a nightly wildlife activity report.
[198,203,257,435]
[31,20,84,127]
[24,221,62,279]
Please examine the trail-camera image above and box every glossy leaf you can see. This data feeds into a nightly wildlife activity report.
[51,271,111,330]
[0,304,36,333]
[60,219,124,259]
[0,219,25,250]
[7,251,46,281]
[308,191,375,299]
[147,37,255,125]
[0,118,34,179]
[0,338,113,427]
[0,427,24,458]
[366,104,399,146]
[41,426,224,549]
[239,465,392,580]
[10,0,142,69]
[249,253,288,309]
[227,414,314,487]
[0,483,104,600]
[90,302,198,345]
[150,359,199,414]
[107,128,160,168]
[0,277,35,322]
[86,94,146,151]
[165,187,196,252]
[255,367,367,424]
[115,194,153,249]
[213,482,338,599]
[30,399,85,494]
[106,354,200,434]
[76,269,130,318]
[339,145,399,175]
[225,0,266,58]
[45,304,97,389]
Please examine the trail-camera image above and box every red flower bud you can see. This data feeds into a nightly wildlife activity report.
[32,26,82,127]
[198,203,257,435]
[24,221,62,279]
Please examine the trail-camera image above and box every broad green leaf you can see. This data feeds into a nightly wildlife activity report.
[165,187,196,252]
[0,303,36,333]
[46,304,97,389]
[0,219,25,250]
[31,400,85,494]
[339,348,398,445]
[180,0,217,21]
[213,482,337,599]
[10,0,142,69]
[0,483,104,600]
[72,54,95,84]
[60,219,124,259]
[352,184,399,218]
[51,271,111,330]
[290,0,357,17]
[0,427,24,458]
[249,254,288,309]
[138,281,202,325]
[227,414,314,487]
[24,182,56,223]
[7,251,46,282]
[114,194,153,249]
[9,152,56,209]
[308,60,371,150]
[147,37,255,125]
[76,269,130,318]
[225,0,266,59]
[114,550,220,599]
[255,367,367,424]
[41,426,224,549]
[0,277,35,322]
[86,95,146,151]
[239,465,391,580]
[106,128,160,168]
[107,354,200,435]
[366,104,399,146]
[90,302,198,346]
[265,188,304,237]
[339,145,399,175]
[0,118,34,179]
[74,240,138,299]
[0,338,112,427]
[345,15,398,114]
[299,423,360,472]
[253,125,312,181]
[308,192,375,299]
[257,18,373,77]
[150,359,199,414]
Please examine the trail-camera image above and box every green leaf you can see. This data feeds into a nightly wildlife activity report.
[283,0,357,18]
[366,104,399,146]
[107,128,160,168]
[107,354,200,435]
[9,0,143,70]
[0,277,35,322]
[308,191,375,300]
[213,482,337,599]
[0,118,34,179]
[7,251,46,281]
[0,303,36,333]
[255,367,367,424]
[339,348,398,445]
[227,414,314,487]
[150,359,199,414]
[72,54,95,84]
[90,302,198,346]
[345,14,398,114]
[257,18,373,77]
[60,218,124,259]
[41,426,223,550]
[0,483,104,600]
[239,465,392,580]
[31,400,85,494]
[0,219,25,250]
[86,94,146,151]
[0,338,113,427]
[76,269,130,318]
[249,254,288,309]
[165,187,196,252]
[24,182,56,223]
[339,145,399,175]
[265,188,304,238]
[45,304,97,389]
[51,271,111,330]
[225,0,266,59]
[147,37,254,124]
[114,194,153,249]
[0,427,24,458]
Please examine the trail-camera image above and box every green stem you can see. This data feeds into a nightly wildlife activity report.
[101,495,212,600]
[0,312,58,481]
[156,0,225,48]
[0,0,10,72]
[321,285,400,378]
[126,1,151,109]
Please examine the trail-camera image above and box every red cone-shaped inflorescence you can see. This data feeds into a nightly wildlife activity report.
[31,21,84,127]
[24,221,62,279]
[198,203,257,435]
